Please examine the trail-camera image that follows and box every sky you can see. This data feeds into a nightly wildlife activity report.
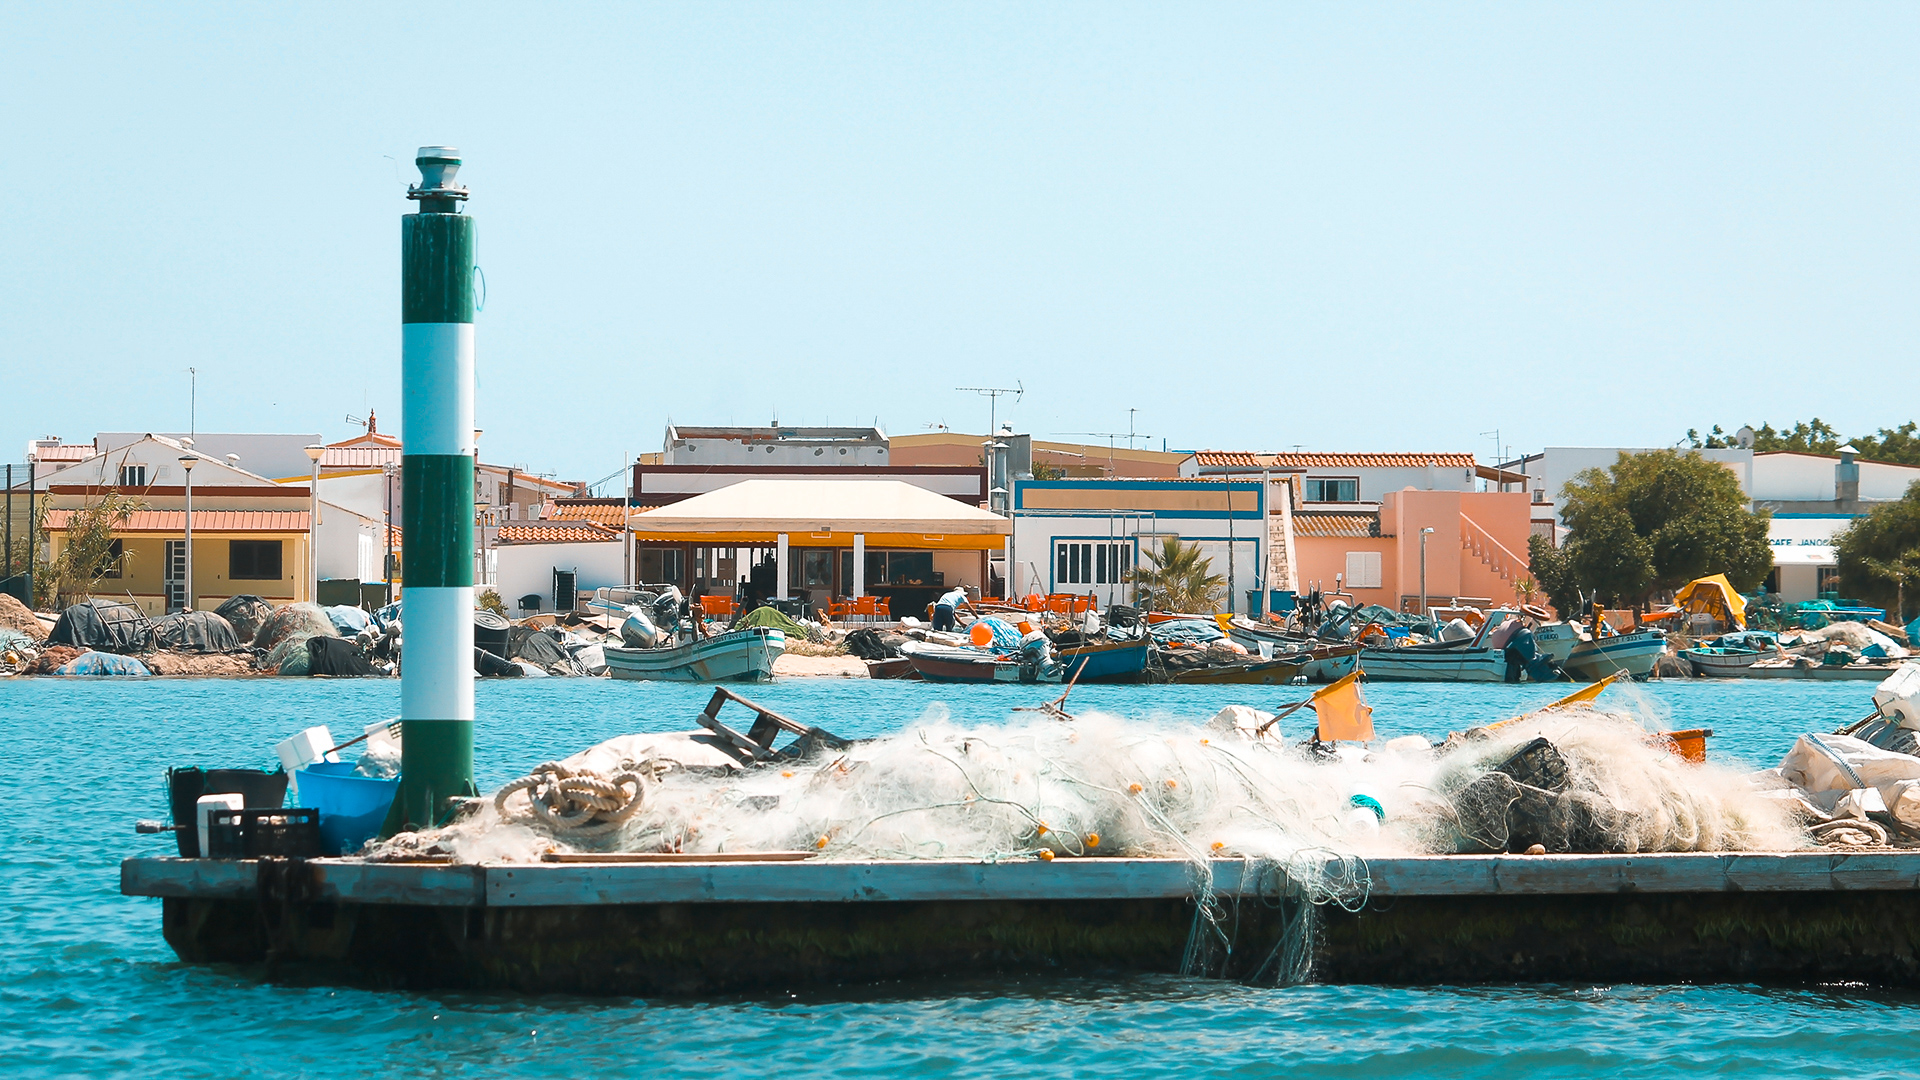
[3,3,1917,486]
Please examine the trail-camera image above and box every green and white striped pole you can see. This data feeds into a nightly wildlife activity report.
[391,145,477,833]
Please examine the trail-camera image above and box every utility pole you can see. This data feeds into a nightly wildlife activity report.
[389,146,478,836]
[956,383,1022,437]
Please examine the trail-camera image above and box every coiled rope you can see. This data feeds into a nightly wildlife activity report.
[494,761,653,837]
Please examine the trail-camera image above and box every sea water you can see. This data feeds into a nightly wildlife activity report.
[3,675,1917,1079]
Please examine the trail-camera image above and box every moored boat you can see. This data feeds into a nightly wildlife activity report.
[1678,646,1764,678]
[1741,660,1905,681]
[1359,643,1508,682]
[1563,629,1669,681]
[604,628,785,682]
[1058,638,1150,683]
[1164,656,1310,685]
[903,644,1062,684]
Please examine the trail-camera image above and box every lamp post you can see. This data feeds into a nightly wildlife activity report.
[1419,526,1435,619]
[304,444,324,605]
[178,455,196,612]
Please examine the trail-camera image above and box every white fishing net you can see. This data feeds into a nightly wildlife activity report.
[377,700,1802,867]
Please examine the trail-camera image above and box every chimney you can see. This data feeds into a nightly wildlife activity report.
[1835,444,1860,506]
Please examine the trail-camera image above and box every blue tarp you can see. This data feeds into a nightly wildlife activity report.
[325,605,374,637]
[55,652,151,676]
[970,616,1026,651]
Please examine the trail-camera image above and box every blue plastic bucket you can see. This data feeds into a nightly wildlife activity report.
[295,762,399,855]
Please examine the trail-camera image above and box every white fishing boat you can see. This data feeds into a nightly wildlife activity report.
[604,628,786,682]
[1563,629,1669,681]
[1358,642,1508,682]
[1678,646,1765,678]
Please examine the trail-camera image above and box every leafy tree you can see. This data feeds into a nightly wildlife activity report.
[1127,537,1225,612]
[1559,450,1772,610]
[1526,534,1580,618]
[38,490,144,608]
[1835,481,1920,622]
[1686,419,1920,467]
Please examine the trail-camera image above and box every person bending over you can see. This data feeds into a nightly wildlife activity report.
[933,585,974,633]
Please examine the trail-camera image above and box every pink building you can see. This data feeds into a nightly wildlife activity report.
[1290,489,1534,612]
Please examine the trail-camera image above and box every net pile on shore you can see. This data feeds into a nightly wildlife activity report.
[375,703,1802,867]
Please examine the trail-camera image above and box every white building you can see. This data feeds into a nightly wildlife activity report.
[662,425,890,467]
[489,522,629,615]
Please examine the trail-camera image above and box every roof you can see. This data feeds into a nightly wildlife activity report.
[42,509,311,533]
[1290,511,1380,538]
[497,521,621,544]
[549,502,629,526]
[29,445,92,462]
[1191,451,1478,470]
[628,479,1010,536]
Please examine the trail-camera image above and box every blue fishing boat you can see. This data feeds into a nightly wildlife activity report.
[1058,638,1150,683]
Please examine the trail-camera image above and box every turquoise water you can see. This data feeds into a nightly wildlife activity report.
[4,675,1916,1078]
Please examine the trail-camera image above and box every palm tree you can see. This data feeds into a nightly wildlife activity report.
[1127,537,1225,612]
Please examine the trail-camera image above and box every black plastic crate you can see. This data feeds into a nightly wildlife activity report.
[205,807,324,859]
[167,767,290,857]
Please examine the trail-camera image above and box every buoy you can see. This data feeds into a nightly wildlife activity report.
[970,622,994,647]
[1128,783,1144,794]
[1037,849,1055,862]
[1086,832,1101,848]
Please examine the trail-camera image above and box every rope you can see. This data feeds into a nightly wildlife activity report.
[494,761,653,837]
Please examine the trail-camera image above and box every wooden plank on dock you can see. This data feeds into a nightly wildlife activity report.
[121,851,1920,908]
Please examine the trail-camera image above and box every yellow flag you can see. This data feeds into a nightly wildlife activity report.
[1313,670,1375,743]
[1486,673,1619,731]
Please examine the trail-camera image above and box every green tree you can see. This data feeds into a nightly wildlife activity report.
[1686,419,1920,467]
[1127,537,1225,612]
[1835,481,1920,622]
[1526,533,1580,618]
[37,490,145,609]
[1559,450,1772,611]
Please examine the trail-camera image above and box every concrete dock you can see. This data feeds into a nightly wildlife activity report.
[123,852,1920,992]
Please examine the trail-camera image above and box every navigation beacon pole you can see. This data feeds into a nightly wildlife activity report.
[389,146,477,833]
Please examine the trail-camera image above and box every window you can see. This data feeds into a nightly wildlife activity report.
[1306,478,1357,503]
[118,464,147,487]
[1344,550,1383,589]
[230,540,284,580]
[99,539,125,579]
[1818,567,1841,599]
[1055,541,1132,586]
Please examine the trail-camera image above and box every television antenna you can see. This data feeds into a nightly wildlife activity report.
[956,382,1022,436]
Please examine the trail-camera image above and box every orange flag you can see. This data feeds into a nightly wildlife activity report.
[1312,670,1375,743]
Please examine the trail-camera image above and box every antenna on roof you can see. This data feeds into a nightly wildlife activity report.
[956,382,1022,436]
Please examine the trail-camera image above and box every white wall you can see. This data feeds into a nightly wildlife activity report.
[313,503,385,581]
[312,471,392,523]
[493,541,627,612]
[1751,453,1920,502]
[97,432,322,482]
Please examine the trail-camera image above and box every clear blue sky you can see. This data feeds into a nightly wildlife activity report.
[3,3,1915,485]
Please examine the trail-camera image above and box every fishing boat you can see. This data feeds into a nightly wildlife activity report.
[604,628,785,683]
[1224,621,1362,684]
[1563,629,1670,681]
[902,643,1062,684]
[1058,638,1150,683]
[1678,646,1764,678]
[1741,660,1906,681]
[1164,656,1310,685]
[863,657,915,680]
[1358,641,1508,682]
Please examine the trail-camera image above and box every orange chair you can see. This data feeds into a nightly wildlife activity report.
[827,599,852,623]
[874,598,892,620]
[853,597,878,621]
[699,595,735,619]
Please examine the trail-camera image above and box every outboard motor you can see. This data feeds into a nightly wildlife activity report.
[620,608,661,649]
[651,586,685,632]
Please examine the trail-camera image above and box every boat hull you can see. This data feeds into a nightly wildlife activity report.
[1678,649,1762,678]
[904,646,1061,684]
[1740,663,1904,681]
[1165,658,1309,685]
[1060,639,1150,683]
[1564,632,1669,681]
[1359,648,1508,682]
[604,629,785,683]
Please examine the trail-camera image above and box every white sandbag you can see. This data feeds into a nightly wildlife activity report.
[573,642,608,676]
[1883,778,1920,829]
[1777,732,1920,793]
[1207,704,1277,740]
[1806,621,1909,658]
[1874,662,1920,729]
[1440,618,1474,642]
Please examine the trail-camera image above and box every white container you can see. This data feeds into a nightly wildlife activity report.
[274,726,338,775]
[362,719,402,757]
[1874,662,1920,729]
[196,793,245,858]
[1347,784,1385,833]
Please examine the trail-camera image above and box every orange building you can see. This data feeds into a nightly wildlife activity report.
[1290,489,1533,612]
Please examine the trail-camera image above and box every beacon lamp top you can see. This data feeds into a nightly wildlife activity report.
[408,146,467,211]
[303,444,325,465]
[178,455,195,472]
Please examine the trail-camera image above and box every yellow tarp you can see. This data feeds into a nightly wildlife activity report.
[1312,671,1375,743]
[1673,574,1747,629]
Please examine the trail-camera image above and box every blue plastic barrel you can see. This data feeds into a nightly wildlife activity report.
[295,762,400,855]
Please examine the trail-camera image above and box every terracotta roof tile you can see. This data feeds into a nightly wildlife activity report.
[1192,451,1476,470]
[1290,511,1380,538]
[497,521,621,544]
[549,503,630,526]
[321,446,403,469]
[42,509,311,532]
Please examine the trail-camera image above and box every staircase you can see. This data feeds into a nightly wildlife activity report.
[1460,513,1528,585]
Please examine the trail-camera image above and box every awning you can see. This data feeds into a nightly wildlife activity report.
[628,479,1010,549]
[41,509,311,533]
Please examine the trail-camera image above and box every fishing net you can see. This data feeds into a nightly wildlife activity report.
[214,595,273,641]
[254,603,334,652]
[265,632,321,675]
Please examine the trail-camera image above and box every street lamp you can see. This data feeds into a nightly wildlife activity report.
[303,444,325,605]
[1419,526,1436,621]
[178,455,197,612]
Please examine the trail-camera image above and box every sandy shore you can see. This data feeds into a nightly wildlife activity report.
[772,653,868,678]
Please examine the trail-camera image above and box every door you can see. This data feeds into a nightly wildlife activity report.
[164,540,186,613]
[553,568,577,614]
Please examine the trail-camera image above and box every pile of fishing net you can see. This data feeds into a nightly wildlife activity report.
[254,603,334,651]
[377,703,1801,867]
